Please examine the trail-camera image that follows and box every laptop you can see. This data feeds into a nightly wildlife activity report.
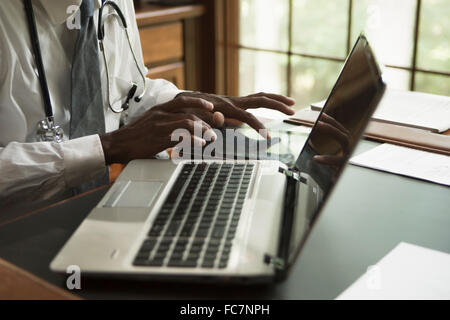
[51,35,386,283]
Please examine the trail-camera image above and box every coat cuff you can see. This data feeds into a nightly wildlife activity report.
[62,135,106,188]
[155,89,185,105]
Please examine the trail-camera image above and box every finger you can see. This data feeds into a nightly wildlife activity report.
[237,96,295,115]
[223,118,244,129]
[158,113,217,141]
[247,92,296,106]
[213,111,225,128]
[164,96,214,113]
[159,118,210,138]
[232,109,271,139]
[320,114,350,135]
[313,155,346,166]
[169,132,207,148]
[161,113,212,130]
[316,121,350,153]
[182,109,215,127]
[177,109,225,129]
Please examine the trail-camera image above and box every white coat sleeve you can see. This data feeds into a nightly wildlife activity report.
[0,135,106,206]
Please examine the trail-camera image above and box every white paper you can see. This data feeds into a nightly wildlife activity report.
[312,90,450,133]
[350,144,450,186]
[337,243,450,300]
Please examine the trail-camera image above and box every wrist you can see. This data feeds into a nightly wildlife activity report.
[99,132,120,165]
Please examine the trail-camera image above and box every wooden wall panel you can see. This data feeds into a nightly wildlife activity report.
[139,22,184,66]
[148,62,186,90]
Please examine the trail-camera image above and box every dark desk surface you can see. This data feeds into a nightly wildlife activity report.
[1,132,449,299]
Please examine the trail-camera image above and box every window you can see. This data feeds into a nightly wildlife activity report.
[238,0,450,109]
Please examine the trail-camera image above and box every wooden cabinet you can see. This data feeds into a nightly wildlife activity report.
[146,62,185,89]
[139,22,184,64]
[134,3,206,90]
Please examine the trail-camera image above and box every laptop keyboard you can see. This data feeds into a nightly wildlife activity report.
[133,162,255,269]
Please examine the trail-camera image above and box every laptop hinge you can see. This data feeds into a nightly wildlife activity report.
[278,167,300,181]
[263,254,285,271]
[270,167,302,278]
[279,167,307,184]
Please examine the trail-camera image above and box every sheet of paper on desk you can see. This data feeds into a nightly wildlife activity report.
[337,243,450,300]
[312,90,450,133]
[350,144,450,186]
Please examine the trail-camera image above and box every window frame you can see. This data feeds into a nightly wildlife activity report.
[231,0,450,97]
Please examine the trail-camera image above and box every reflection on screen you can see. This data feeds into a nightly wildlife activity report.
[288,36,385,264]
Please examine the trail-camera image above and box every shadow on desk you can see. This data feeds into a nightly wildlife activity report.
[0,187,277,300]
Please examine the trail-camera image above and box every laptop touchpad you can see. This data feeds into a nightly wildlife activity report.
[104,181,163,208]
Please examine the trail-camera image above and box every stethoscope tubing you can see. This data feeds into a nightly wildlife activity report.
[98,1,147,113]
[23,0,54,119]
[25,0,147,119]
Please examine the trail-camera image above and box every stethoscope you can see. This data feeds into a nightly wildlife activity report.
[24,0,147,143]
[98,1,147,113]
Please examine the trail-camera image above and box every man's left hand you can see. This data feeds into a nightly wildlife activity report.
[177,92,296,139]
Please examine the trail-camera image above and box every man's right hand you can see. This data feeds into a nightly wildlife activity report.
[99,96,218,165]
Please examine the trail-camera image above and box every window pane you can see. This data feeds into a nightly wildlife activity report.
[240,0,289,51]
[415,73,450,96]
[417,0,450,73]
[239,49,288,97]
[352,0,417,68]
[383,67,411,91]
[291,56,343,109]
[292,0,348,58]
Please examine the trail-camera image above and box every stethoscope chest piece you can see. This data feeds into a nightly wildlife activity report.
[36,117,64,143]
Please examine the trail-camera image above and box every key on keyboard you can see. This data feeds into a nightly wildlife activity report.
[133,162,254,269]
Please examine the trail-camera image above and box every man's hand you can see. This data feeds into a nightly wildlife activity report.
[100,96,216,165]
[177,92,296,139]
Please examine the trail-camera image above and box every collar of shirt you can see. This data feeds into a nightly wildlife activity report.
[39,0,102,25]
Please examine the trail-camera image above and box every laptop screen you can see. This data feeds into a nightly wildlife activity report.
[287,35,386,265]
